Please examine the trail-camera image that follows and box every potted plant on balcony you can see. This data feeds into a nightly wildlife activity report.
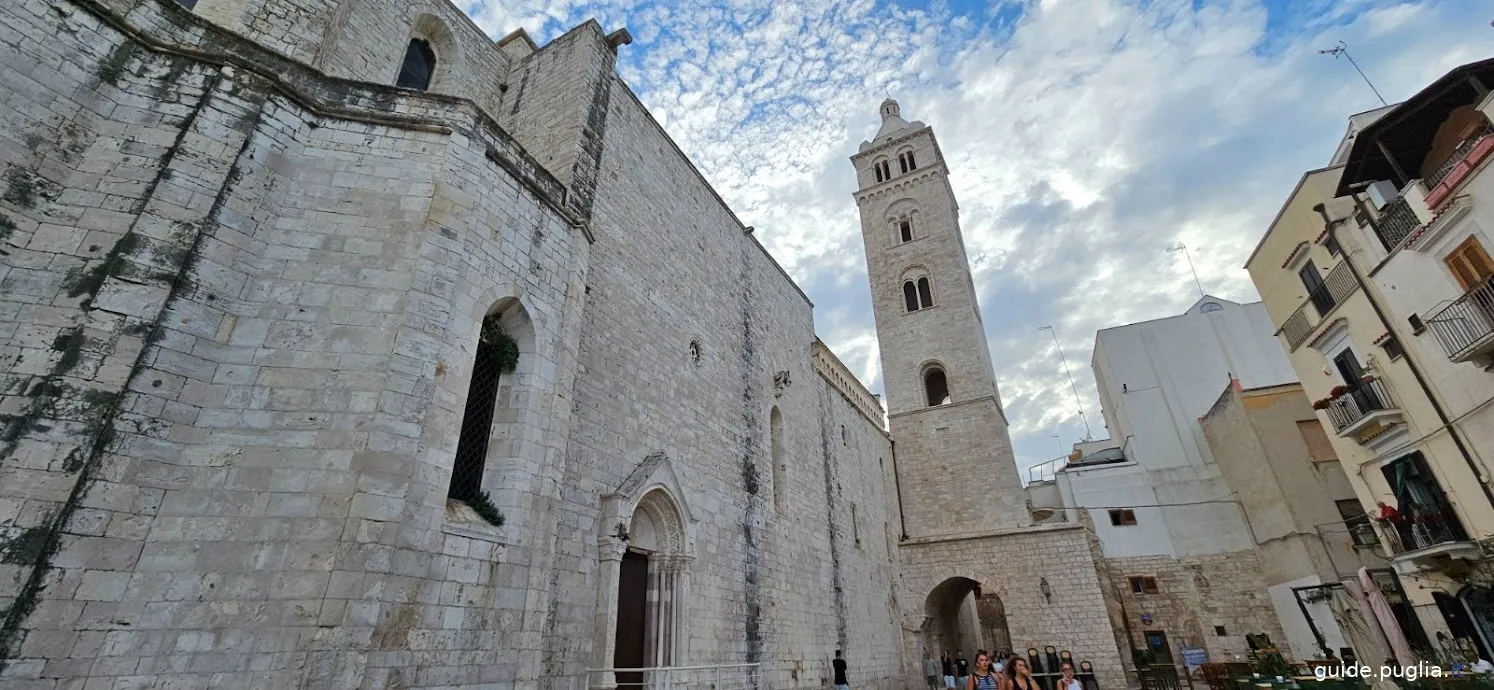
[1312,398,1331,410]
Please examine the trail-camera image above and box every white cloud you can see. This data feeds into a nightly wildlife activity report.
[466,0,1492,473]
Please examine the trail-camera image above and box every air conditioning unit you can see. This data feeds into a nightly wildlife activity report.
[1366,179,1399,209]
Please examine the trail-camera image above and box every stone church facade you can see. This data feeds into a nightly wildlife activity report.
[0,0,1125,688]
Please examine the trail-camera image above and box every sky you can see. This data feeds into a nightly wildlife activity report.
[460,0,1492,478]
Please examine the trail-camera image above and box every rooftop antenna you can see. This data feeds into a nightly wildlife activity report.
[1166,242,1205,297]
[1319,41,1387,107]
[1039,325,1093,441]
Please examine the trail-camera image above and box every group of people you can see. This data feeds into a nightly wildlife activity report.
[923,649,1081,690]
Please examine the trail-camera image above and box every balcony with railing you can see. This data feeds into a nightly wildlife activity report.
[1376,504,1471,560]
[1424,123,1494,209]
[1372,194,1423,252]
[1315,378,1402,442]
[1278,261,1360,350]
[1426,275,1494,362]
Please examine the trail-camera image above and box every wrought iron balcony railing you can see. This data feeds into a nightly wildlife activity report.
[1376,504,1469,555]
[1426,123,1494,190]
[1324,378,1394,432]
[1426,275,1494,362]
[1279,261,1359,349]
[1374,195,1421,252]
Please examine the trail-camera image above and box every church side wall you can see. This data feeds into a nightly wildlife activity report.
[537,76,909,690]
[0,1,587,687]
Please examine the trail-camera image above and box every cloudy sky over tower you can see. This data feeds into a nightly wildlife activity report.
[464,0,1490,475]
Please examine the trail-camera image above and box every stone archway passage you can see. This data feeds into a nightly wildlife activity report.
[924,577,1010,658]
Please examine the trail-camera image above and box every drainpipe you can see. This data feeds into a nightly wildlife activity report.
[1313,200,1494,511]
[890,438,909,540]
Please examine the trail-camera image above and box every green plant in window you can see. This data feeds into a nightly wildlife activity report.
[480,318,519,373]
[467,491,505,528]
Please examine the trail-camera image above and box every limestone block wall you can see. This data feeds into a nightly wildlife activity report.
[0,0,588,687]
[531,72,911,690]
[889,400,1028,538]
[1105,551,1288,666]
[898,525,1129,690]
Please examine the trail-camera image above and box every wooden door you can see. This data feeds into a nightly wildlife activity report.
[614,550,649,688]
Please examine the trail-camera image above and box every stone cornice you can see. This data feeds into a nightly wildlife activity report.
[811,339,887,433]
[77,0,594,243]
[854,164,949,206]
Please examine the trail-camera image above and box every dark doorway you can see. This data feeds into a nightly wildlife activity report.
[615,550,649,687]
[1435,591,1490,660]
[1463,586,1494,661]
[1144,630,1173,663]
[1300,263,1334,316]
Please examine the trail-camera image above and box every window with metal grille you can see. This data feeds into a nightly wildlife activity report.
[1336,499,1379,548]
[397,38,436,91]
[448,313,515,502]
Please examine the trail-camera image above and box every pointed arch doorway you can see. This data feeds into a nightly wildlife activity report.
[594,475,694,689]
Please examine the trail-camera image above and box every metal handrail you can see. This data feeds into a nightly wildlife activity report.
[1323,379,1394,432]
[1426,275,1494,360]
[1426,124,1494,189]
[583,662,762,690]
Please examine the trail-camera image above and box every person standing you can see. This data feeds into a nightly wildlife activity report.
[956,649,970,690]
[834,650,849,690]
[924,654,941,690]
[1058,663,1081,690]
[1005,657,1037,690]
[968,651,1000,690]
[942,651,956,690]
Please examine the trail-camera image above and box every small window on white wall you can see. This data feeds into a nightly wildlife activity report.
[1199,302,1222,313]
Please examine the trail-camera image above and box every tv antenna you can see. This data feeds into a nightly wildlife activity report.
[1166,242,1205,297]
[1319,41,1387,107]
[1039,325,1093,440]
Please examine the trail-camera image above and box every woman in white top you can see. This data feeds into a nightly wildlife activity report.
[1058,663,1082,690]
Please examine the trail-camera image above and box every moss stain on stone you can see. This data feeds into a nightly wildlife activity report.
[0,213,16,241]
[2,167,59,210]
[0,526,50,565]
[95,40,136,87]
[65,232,140,299]
[51,326,86,376]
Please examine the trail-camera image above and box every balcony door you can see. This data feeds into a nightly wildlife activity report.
[1301,263,1334,316]
[1332,349,1364,385]
[1381,452,1467,548]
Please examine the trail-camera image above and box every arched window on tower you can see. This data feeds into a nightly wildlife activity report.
[878,160,891,181]
[903,281,920,312]
[771,406,786,510]
[924,367,951,406]
[917,277,933,308]
[906,150,917,171]
[898,153,908,174]
[899,217,913,243]
[397,38,437,91]
[449,311,518,502]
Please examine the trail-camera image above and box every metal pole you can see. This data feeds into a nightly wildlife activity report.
[1166,243,1205,297]
[1040,325,1094,440]
[1320,42,1387,107]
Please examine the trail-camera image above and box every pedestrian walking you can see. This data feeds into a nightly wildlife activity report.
[924,654,940,690]
[956,649,970,690]
[942,650,956,690]
[968,651,1000,690]
[833,649,849,690]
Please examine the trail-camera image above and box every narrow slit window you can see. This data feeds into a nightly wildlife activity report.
[449,313,509,501]
[903,281,920,312]
[917,277,933,308]
[900,219,913,243]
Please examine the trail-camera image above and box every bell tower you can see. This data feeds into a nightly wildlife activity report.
[852,99,1028,536]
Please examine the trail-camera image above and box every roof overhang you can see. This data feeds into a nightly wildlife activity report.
[1335,57,1494,197]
